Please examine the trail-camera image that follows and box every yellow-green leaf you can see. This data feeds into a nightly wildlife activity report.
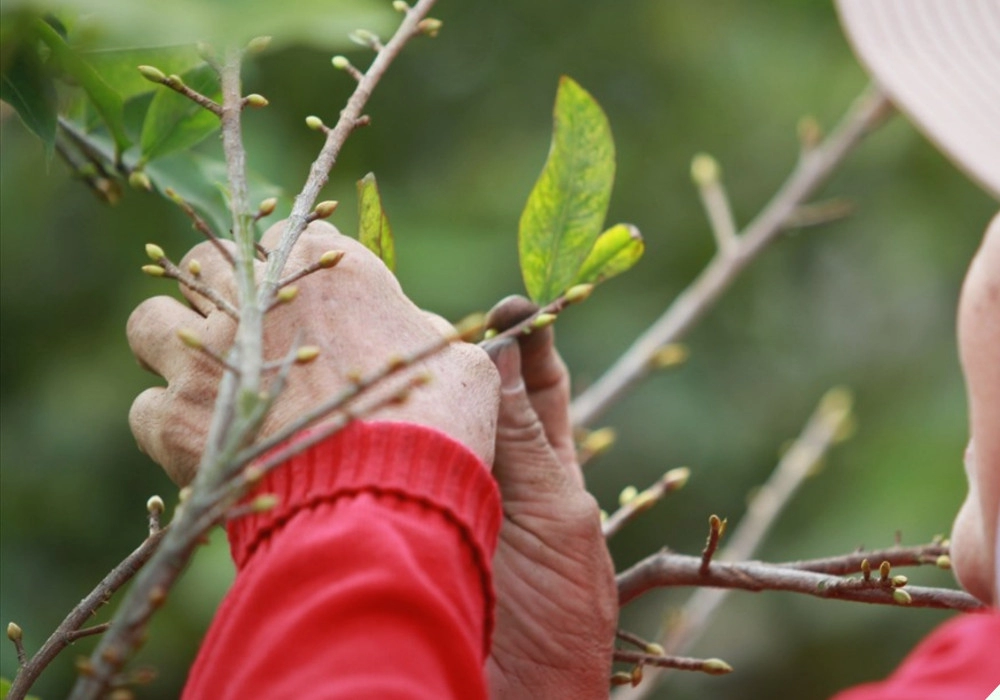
[518,76,615,303]
[356,172,395,272]
[573,223,644,285]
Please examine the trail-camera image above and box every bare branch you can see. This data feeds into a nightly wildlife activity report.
[570,85,893,428]
[603,467,690,539]
[699,515,726,575]
[783,543,952,576]
[614,649,732,676]
[157,256,239,320]
[164,189,236,267]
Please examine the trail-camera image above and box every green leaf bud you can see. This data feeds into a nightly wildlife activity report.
[860,558,871,579]
[564,283,594,303]
[610,672,633,687]
[392,0,409,12]
[188,259,202,276]
[246,36,272,54]
[618,485,638,507]
[251,494,279,513]
[650,343,690,369]
[276,285,299,303]
[145,243,165,262]
[314,200,339,218]
[581,426,616,456]
[146,495,165,515]
[176,328,202,349]
[141,264,166,277]
[245,93,269,108]
[178,486,192,503]
[305,115,325,131]
[319,250,345,268]
[165,74,184,88]
[418,17,442,37]
[129,170,153,191]
[599,509,608,522]
[296,345,321,364]
[892,588,912,605]
[892,575,908,587]
[630,664,643,686]
[137,65,166,83]
[455,312,487,341]
[332,55,351,70]
[690,153,720,187]
[349,29,381,49]
[879,560,891,580]
[645,642,665,656]
[530,312,557,330]
[258,197,278,217]
[483,328,498,340]
[936,554,952,570]
[701,658,733,675]
[7,621,23,642]
[665,466,691,489]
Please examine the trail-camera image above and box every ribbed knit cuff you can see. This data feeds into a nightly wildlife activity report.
[227,420,502,573]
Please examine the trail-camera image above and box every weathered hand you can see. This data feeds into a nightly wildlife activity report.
[951,211,1000,606]
[127,220,499,485]
[484,297,618,699]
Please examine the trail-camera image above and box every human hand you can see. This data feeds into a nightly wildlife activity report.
[951,211,1000,606]
[484,297,618,699]
[127,220,499,486]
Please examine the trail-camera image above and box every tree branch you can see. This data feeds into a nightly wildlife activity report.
[570,84,893,428]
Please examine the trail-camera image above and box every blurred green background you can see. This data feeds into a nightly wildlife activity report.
[1,1,996,698]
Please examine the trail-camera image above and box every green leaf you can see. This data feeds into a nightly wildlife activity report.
[34,18,130,156]
[518,76,615,303]
[0,38,58,154]
[85,45,203,101]
[144,151,283,234]
[573,223,644,285]
[140,64,219,162]
[356,172,395,272]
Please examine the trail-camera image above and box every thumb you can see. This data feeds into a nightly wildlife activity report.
[488,339,583,498]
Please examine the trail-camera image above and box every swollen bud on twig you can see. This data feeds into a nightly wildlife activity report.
[417,18,443,37]
[137,65,166,83]
[892,588,912,605]
[306,115,326,131]
[349,29,382,50]
[129,170,153,191]
[690,153,721,187]
[454,312,487,341]
[176,328,203,349]
[146,495,165,516]
[246,36,272,54]
[665,466,691,489]
[618,485,638,507]
[392,0,409,12]
[701,659,733,675]
[313,200,339,219]
[145,243,166,262]
[319,250,346,268]
[188,259,202,276]
[936,555,952,570]
[7,621,22,643]
[258,197,278,218]
[332,55,351,70]
[165,74,185,89]
[649,343,689,369]
[879,560,891,580]
[630,664,643,686]
[645,642,665,656]
[141,264,166,277]
[564,283,594,304]
[797,115,823,151]
[276,285,299,303]
[296,346,321,364]
[530,313,557,330]
[892,575,908,587]
[580,426,616,457]
[860,558,871,581]
[610,671,633,687]
[245,93,269,108]
[251,494,279,513]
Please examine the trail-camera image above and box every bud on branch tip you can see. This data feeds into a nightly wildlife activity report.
[691,153,720,187]
[137,65,166,83]
[146,495,165,515]
[177,328,202,349]
[319,250,345,268]
[313,200,339,219]
[141,264,165,277]
[296,346,321,363]
[145,244,165,262]
[7,621,22,642]
[306,115,325,131]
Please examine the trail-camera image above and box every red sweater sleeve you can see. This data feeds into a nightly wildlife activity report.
[182,421,502,699]
[830,611,1000,700]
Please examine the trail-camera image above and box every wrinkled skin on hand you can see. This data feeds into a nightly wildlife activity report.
[951,211,1000,606]
[127,220,499,485]
[484,297,618,699]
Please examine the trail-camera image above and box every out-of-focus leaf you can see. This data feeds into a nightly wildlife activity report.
[1,0,392,51]
[0,38,58,154]
[140,64,219,163]
[85,46,203,100]
[357,172,395,271]
[518,76,615,303]
[144,150,283,235]
[573,223,644,285]
[34,18,130,156]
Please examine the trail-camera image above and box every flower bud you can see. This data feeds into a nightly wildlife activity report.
[246,36,272,54]
[618,485,638,507]
[392,0,409,11]
[331,55,351,70]
[530,313,557,330]
[146,495,165,515]
[276,285,299,303]
[349,29,381,49]
[564,283,594,303]
[176,328,202,349]
[251,494,279,512]
[145,243,165,262]
[892,588,912,605]
[141,264,166,277]
[313,200,339,218]
[296,345,321,363]
[129,170,152,191]
[188,259,202,276]
[319,250,345,268]
[305,115,325,131]
[245,93,269,108]
[879,560,891,580]
[892,575,908,587]
[690,153,720,187]
[701,658,733,675]
[650,343,689,369]
[7,621,23,642]
[258,197,278,217]
[418,18,442,37]
[645,642,665,656]
[610,672,633,687]
[137,65,166,83]
[935,554,952,570]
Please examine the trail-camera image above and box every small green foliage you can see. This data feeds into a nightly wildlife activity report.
[1,32,59,154]
[306,115,325,130]
[356,173,396,271]
[137,65,167,83]
[140,64,221,162]
[332,55,351,70]
[572,223,644,286]
[518,76,615,304]
[144,243,166,262]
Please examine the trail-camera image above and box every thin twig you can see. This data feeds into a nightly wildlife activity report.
[616,551,984,612]
[64,624,112,644]
[603,467,690,539]
[615,387,855,699]
[614,649,732,675]
[158,257,239,320]
[570,85,893,428]
[154,74,223,116]
[8,529,166,700]
[165,189,236,266]
[783,544,951,575]
[699,515,726,575]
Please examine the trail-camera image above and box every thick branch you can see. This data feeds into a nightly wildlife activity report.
[570,85,893,427]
